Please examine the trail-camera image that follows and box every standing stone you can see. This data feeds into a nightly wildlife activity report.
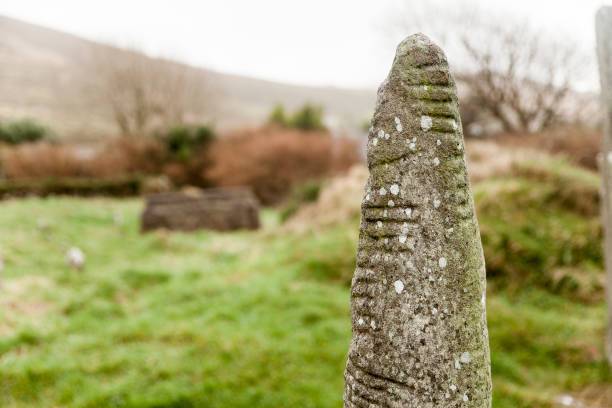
[343,34,491,407]
[596,6,612,365]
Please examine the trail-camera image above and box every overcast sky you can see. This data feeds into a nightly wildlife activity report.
[0,0,609,89]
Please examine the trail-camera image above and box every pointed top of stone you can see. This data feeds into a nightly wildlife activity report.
[369,33,458,167]
[394,33,448,70]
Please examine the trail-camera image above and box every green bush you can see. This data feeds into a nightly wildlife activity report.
[268,104,288,127]
[0,119,51,145]
[266,104,326,131]
[476,158,604,301]
[290,104,325,131]
[160,124,215,161]
[279,180,323,222]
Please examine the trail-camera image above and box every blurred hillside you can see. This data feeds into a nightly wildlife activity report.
[0,15,375,139]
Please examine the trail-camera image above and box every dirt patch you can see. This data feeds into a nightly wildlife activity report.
[555,385,612,408]
[283,165,367,233]
[0,275,54,336]
[465,139,546,182]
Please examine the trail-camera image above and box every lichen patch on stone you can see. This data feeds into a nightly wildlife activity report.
[420,115,433,131]
[439,257,447,269]
[394,117,403,132]
[393,280,405,294]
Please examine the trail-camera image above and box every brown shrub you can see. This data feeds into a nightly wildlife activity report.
[0,138,165,179]
[497,127,602,170]
[1,143,89,179]
[205,127,361,205]
[94,137,166,176]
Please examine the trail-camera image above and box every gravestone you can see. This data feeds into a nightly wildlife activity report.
[596,6,612,365]
[141,188,260,232]
[343,34,491,407]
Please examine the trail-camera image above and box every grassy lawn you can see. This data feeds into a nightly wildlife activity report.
[0,195,610,407]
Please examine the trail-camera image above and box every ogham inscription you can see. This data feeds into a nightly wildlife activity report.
[343,34,491,407]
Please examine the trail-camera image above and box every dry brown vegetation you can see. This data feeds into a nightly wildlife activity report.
[0,138,165,179]
[0,126,361,203]
[497,127,602,171]
[207,126,360,205]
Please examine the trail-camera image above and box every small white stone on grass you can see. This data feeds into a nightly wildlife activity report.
[432,157,440,166]
[66,247,85,270]
[377,221,383,228]
[372,138,378,146]
[433,199,441,209]
[390,184,400,195]
[557,395,575,407]
[462,393,469,402]
[388,200,395,207]
[393,280,404,294]
[379,187,387,196]
[378,129,385,138]
[399,235,407,244]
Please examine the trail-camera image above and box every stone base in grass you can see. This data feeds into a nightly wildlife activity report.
[141,188,260,232]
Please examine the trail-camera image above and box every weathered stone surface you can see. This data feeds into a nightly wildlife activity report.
[141,188,260,232]
[596,6,612,365]
[343,34,491,407]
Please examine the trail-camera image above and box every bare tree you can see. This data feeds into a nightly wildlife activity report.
[87,45,210,136]
[388,0,589,135]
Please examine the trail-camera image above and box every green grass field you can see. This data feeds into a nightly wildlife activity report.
[0,178,610,407]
